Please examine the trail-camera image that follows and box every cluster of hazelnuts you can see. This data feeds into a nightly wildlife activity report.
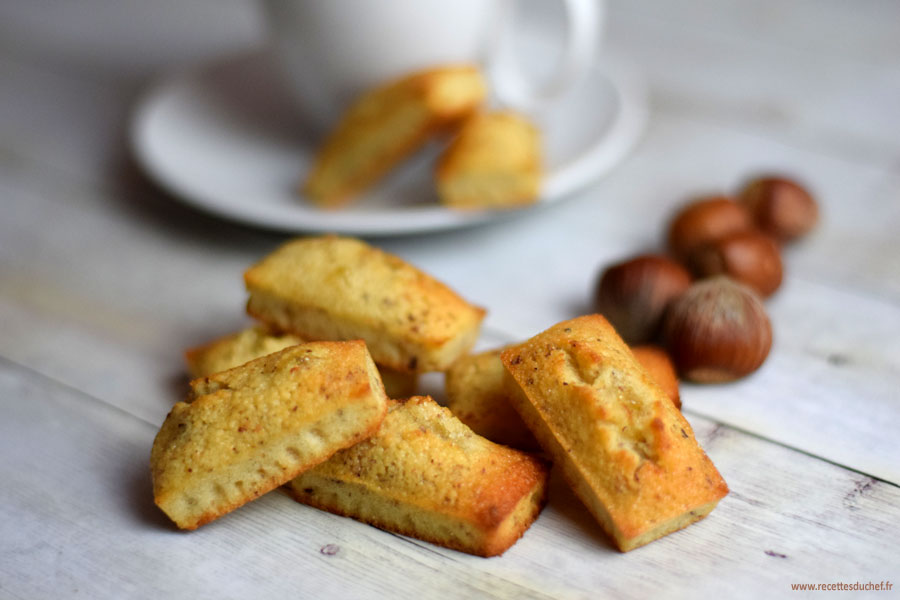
[594,176,818,384]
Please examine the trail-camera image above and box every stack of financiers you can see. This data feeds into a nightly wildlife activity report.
[152,235,548,557]
[151,235,728,556]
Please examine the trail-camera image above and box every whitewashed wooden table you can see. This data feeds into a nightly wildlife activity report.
[1,1,898,598]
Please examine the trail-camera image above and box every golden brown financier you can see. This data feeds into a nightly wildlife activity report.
[151,341,388,530]
[501,315,728,552]
[436,111,541,209]
[288,396,549,557]
[245,235,485,373]
[444,348,539,450]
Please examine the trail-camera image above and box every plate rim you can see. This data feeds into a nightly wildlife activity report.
[130,52,647,236]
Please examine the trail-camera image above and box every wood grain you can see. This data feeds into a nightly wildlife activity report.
[1,0,899,596]
[1,359,897,599]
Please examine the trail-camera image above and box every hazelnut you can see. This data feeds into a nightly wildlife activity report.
[739,176,818,242]
[594,255,692,344]
[667,196,753,261]
[631,344,681,409]
[662,276,772,383]
[687,230,783,297]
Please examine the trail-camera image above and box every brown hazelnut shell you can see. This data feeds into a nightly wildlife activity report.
[667,196,754,261]
[594,255,692,344]
[688,230,784,297]
[739,176,818,242]
[663,277,772,383]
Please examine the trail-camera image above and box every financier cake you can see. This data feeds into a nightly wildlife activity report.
[501,315,728,552]
[288,396,549,557]
[184,325,417,399]
[184,325,303,379]
[244,235,485,373]
[444,348,539,451]
[303,65,486,207]
[151,341,389,530]
[436,111,541,209]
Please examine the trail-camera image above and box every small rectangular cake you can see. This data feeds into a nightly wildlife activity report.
[151,340,388,530]
[185,325,417,399]
[436,111,541,209]
[500,315,728,552]
[304,66,486,207]
[244,235,485,373]
[444,348,538,451]
[288,396,549,557]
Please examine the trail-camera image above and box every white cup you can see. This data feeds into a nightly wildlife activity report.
[260,0,600,128]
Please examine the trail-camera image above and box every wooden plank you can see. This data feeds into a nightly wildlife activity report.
[0,157,274,425]
[1,358,898,600]
[685,276,900,485]
[0,1,897,596]
[0,360,548,600]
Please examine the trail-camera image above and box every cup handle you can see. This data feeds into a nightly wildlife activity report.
[489,0,600,113]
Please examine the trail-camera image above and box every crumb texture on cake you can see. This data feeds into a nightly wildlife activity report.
[437,111,541,209]
[288,396,549,557]
[501,315,728,552]
[444,348,539,450]
[244,235,485,373]
[184,325,304,378]
[151,340,388,530]
[304,66,486,207]
[184,325,417,399]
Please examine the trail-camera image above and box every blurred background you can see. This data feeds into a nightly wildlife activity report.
[3,0,897,293]
[2,0,898,152]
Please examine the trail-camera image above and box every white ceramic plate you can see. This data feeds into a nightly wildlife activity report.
[131,50,646,236]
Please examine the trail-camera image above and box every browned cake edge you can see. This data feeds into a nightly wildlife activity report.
[500,318,728,552]
[287,467,548,557]
[507,374,720,550]
[152,342,390,530]
[500,376,625,547]
[245,287,482,373]
[182,326,417,399]
[303,116,439,208]
[158,402,387,531]
[435,113,542,210]
[285,396,549,556]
